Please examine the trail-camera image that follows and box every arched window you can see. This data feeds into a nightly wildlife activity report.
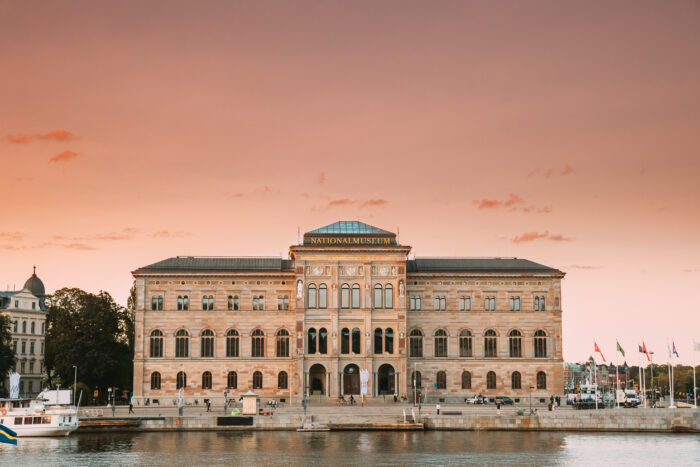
[374,328,383,354]
[539,296,545,311]
[486,371,496,389]
[318,284,327,309]
[200,329,215,357]
[175,330,189,358]
[434,329,448,357]
[384,284,393,309]
[176,371,187,389]
[412,371,422,389]
[512,371,522,389]
[41,322,45,334]
[226,329,239,357]
[534,330,548,357]
[202,371,212,389]
[436,371,446,389]
[150,330,164,358]
[276,329,290,357]
[409,329,423,357]
[341,284,350,308]
[183,295,189,310]
[351,328,361,354]
[319,328,328,354]
[278,371,288,389]
[233,295,239,310]
[151,296,157,310]
[537,371,547,389]
[307,328,317,354]
[459,330,473,357]
[177,296,183,310]
[484,330,497,358]
[22,322,26,333]
[534,296,539,311]
[384,328,394,354]
[373,284,383,308]
[227,371,237,389]
[461,371,472,389]
[202,295,208,311]
[251,329,265,357]
[253,296,258,310]
[307,284,317,308]
[228,295,234,310]
[509,330,522,358]
[341,328,350,354]
[157,295,163,310]
[253,370,263,389]
[284,295,289,310]
[150,371,161,390]
[351,284,361,308]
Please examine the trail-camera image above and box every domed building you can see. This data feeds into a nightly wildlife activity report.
[0,267,48,397]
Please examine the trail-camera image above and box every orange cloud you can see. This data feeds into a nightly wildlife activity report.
[49,150,78,163]
[548,234,574,241]
[318,172,326,184]
[150,230,191,238]
[0,232,26,241]
[361,199,388,207]
[562,164,575,176]
[2,129,76,144]
[529,165,575,178]
[504,193,524,207]
[512,231,549,243]
[475,199,501,209]
[328,198,355,206]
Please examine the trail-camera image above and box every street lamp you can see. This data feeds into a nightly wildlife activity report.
[529,386,534,415]
[72,365,77,406]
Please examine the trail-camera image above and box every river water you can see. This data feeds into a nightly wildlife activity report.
[1,431,698,466]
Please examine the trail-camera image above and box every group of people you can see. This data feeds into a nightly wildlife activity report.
[548,395,561,411]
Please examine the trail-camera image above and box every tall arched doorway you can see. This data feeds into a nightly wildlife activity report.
[377,364,395,396]
[343,364,360,395]
[309,363,326,396]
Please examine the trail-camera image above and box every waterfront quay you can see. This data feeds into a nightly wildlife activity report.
[77,403,699,434]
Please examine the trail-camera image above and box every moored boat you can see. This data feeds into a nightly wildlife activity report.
[0,390,79,437]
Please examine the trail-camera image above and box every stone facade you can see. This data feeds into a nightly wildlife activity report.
[0,268,47,397]
[131,222,564,405]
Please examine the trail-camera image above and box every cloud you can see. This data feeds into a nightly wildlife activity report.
[318,172,326,185]
[528,165,575,178]
[568,265,602,270]
[62,243,97,250]
[0,244,24,250]
[512,231,550,243]
[361,199,388,207]
[150,230,191,238]
[49,150,78,163]
[2,129,76,144]
[475,199,502,209]
[474,193,548,213]
[328,198,355,206]
[548,234,575,242]
[504,193,524,207]
[511,231,574,243]
[0,232,26,241]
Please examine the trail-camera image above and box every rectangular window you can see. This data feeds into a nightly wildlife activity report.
[21,341,26,354]
[30,342,35,354]
[32,302,36,310]
[277,296,283,310]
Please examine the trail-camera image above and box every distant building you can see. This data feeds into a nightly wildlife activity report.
[0,267,47,397]
[132,221,565,405]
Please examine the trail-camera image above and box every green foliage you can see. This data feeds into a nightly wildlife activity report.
[0,314,17,396]
[45,288,134,399]
[627,363,699,395]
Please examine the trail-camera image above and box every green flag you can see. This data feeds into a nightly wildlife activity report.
[616,340,625,357]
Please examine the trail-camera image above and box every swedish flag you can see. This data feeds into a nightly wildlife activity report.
[0,424,18,445]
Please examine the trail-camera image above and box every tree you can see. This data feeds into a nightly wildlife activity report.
[0,314,17,397]
[45,288,134,401]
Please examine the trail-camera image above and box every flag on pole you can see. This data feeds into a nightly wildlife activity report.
[672,341,679,358]
[0,424,18,445]
[638,344,644,353]
[594,342,606,362]
[642,341,650,362]
[616,340,625,357]
[694,340,700,352]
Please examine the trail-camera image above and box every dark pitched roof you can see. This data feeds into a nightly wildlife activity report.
[407,257,561,273]
[135,257,293,272]
[306,221,394,236]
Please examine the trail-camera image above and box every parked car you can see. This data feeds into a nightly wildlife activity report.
[495,397,514,405]
[466,396,481,404]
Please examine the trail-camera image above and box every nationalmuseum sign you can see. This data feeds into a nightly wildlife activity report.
[304,235,396,246]
[302,221,398,246]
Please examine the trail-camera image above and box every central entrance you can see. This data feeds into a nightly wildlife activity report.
[309,363,326,396]
[377,363,395,395]
[343,364,360,395]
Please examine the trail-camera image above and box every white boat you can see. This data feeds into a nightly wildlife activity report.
[0,389,79,437]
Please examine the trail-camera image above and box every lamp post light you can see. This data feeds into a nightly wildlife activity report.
[529,386,534,415]
[72,365,77,406]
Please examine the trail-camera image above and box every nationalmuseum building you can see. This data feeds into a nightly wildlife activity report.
[132,221,564,405]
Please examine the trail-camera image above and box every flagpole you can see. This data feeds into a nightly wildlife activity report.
[594,357,598,410]
[693,341,697,409]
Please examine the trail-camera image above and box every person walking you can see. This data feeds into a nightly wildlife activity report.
[436,403,441,415]
[497,401,501,415]
[128,402,134,414]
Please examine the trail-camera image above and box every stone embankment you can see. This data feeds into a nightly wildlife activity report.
[77,408,699,433]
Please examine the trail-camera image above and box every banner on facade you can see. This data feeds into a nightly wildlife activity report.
[360,369,369,396]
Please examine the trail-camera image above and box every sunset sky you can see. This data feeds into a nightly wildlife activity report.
[1,1,699,364]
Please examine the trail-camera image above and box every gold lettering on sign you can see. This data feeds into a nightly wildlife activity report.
[307,236,392,246]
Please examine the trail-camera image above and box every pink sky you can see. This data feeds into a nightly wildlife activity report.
[1,1,699,364]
